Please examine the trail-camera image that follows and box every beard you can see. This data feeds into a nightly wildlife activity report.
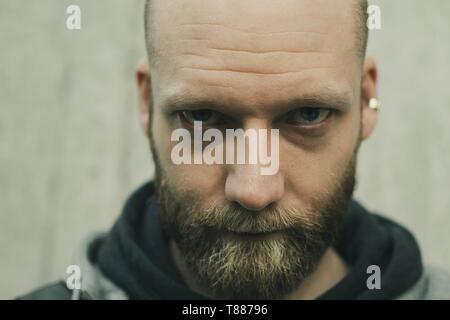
[148,133,357,300]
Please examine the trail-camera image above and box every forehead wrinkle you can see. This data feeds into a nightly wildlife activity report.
[172,39,337,76]
[176,66,334,76]
[161,20,352,77]
[171,25,334,54]
[193,47,333,55]
[171,40,335,72]
[175,22,329,36]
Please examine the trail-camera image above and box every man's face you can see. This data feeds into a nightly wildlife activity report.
[144,0,366,299]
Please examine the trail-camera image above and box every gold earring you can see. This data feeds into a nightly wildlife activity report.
[368,98,380,111]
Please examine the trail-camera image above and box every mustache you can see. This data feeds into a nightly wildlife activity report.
[177,203,325,234]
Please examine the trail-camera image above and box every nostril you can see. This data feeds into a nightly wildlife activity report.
[225,182,283,211]
[225,165,285,211]
[235,198,271,212]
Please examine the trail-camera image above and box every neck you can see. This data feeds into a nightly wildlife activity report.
[169,240,348,300]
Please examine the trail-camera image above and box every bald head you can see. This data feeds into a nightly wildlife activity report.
[137,0,379,300]
[144,0,369,64]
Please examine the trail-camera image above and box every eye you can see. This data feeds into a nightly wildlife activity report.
[179,109,222,126]
[286,108,331,125]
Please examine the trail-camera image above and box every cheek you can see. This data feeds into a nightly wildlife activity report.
[171,165,227,202]
[151,110,227,202]
[282,112,360,204]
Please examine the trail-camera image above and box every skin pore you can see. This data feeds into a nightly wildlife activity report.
[136,0,378,299]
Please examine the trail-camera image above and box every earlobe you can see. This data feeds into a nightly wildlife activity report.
[361,99,379,140]
[136,61,152,135]
[361,57,379,140]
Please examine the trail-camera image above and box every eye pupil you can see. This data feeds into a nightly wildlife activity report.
[191,110,213,122]
[287,108,330,125]
[300,109,321,122]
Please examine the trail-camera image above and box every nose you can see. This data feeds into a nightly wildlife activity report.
[225,164,284,211]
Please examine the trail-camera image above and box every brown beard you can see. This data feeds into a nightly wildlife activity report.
[148,131,357,300]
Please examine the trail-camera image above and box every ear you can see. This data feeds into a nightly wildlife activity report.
[136,61,152,135]
[361,57,379,140]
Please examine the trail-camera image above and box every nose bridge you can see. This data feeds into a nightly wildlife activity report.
[224,117,284,211]
[242,117,269,131]
[238,117,276,167]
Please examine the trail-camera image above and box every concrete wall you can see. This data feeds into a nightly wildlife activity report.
[1,0,449,298]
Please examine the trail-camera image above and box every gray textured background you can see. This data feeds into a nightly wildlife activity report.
[1,0,449,299]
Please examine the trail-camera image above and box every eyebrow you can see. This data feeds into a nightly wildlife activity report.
[161,91,353,116]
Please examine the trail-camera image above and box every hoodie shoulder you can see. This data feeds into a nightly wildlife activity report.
[16,281,72,300]
[422,266,450,299]
[398,266,450,300]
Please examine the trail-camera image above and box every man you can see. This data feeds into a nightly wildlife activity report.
[20,0,450,300]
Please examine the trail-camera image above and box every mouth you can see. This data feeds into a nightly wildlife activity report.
[223,230,282,241]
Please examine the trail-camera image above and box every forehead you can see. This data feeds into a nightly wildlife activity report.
[150,0,361,110]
